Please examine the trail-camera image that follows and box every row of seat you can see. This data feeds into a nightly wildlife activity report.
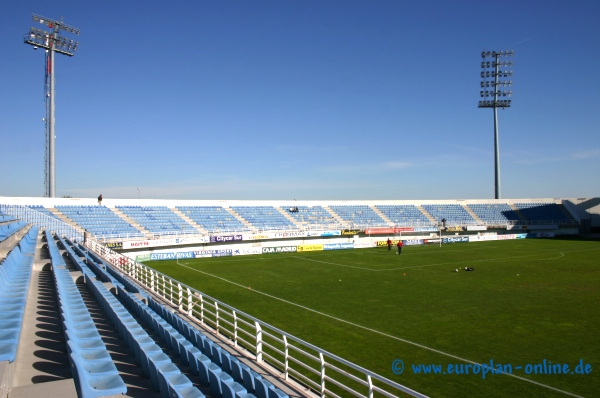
[329,205,388,226]
[65,239,205,398]
[0,214,17,223]
[515,203,568,220]
[122,288,288,398]
[48,232,128,398]
[0,226,37,363]
[0,220,28,242]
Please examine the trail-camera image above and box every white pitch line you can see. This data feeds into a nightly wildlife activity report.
[177,261,584,397]
[293,247,599,272]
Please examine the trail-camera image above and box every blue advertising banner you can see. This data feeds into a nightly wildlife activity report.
[442,236,469,244]
[413,227,438,232]
[403,239,424,246]
[193,249,232,258]
[209,235,243,243]
[150,251,194,261]
[323,242,354,250]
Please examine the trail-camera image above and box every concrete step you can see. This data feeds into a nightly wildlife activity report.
[170,208,206,234]
[417,205,437,224]
[224,207,255,232]
[110,208,150,235]
[370,206,394,226]
[462,204,483,224]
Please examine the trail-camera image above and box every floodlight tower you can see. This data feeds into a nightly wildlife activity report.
[24,14,80,197]
[478,50,513,199]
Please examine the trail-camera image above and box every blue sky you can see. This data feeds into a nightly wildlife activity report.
[1,1,599,200]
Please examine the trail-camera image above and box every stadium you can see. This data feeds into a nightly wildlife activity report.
[2,2,599,398]
[1,197,599,398]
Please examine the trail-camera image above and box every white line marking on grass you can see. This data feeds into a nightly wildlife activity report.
[294,247,600,272]
[289,256,377,271]
[177,261,584,397]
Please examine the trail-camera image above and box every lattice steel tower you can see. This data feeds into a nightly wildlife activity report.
[24,14,80,197]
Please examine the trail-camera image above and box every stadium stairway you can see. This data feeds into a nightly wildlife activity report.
[369,206,393,226]
[416,205,437,224]
[508,204,527,223]
[110,208,152,238]
[321,206,345,227]
[223,208,255,232]
[170,209,206,235]
[462,205,483,225]
[274,207,302,229]
[47,207,80,228]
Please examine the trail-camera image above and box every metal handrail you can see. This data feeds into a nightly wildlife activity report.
[85,238,428,398]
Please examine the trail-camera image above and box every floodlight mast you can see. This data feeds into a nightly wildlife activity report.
[23,14,80,197]
[478,50,513,199]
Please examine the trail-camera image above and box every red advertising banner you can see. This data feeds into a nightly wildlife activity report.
[364,227,414,235]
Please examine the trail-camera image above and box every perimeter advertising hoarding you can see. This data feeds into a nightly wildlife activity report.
[442,236,469,244]
[376,240,402,246]
[122,236,209,249]
[135,254,151,262]
[466,226,488,231]
[209,235,243,243]
[306,230,341,237]
[243,234,272,240]
[497,233,530,240]
[341,229,361,236]
[262,246,298,254]
[105,242,123,250]
[297,244,324,252]
[446,226,464,232]
[468,234,498,242]
[273,231,309,239]
[193,249,232,258]
[413,226,438,232]
[354,241,377,248]
[403,239,424,246]
[364,227,414,235]
[150,251,194,261]
[323,242,354,250]
[233,247,263,256]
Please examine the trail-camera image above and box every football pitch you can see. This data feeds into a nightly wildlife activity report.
[145,238,599,398]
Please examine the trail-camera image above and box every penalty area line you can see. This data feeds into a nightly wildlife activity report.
[177,262,583,398]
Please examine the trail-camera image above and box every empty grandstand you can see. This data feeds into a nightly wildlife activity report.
[230,206,297,231]
[328,205,388,228]
[421,204,478,226]
[177,206,252,234]
[374,204,432,227]
[117,206,197,236]
[56,205,144,240]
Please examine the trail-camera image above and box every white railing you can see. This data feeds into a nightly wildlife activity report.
[0,204,83,241]
[85,239,428,398]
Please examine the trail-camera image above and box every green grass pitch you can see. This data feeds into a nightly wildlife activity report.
[145,238,599,397]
